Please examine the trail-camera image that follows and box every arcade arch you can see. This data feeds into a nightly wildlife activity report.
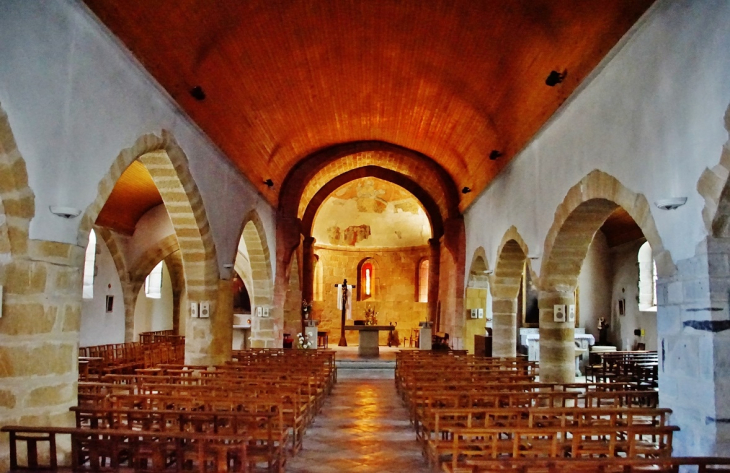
[80,132,223,364]
[234,211,275,348]
[492,229,530,357]
[538,170,667,383]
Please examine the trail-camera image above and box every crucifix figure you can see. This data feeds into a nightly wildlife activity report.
[335,278,356,346]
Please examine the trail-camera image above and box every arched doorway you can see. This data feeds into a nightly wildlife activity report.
[465,248,491,354]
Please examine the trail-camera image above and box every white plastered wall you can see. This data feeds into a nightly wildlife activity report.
[80,234,125,346]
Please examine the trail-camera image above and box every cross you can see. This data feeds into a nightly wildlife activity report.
[334,278,356,347]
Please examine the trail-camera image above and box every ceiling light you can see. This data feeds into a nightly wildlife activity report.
[489,150,503,161]
[264,179,274,188]
[49,206,81,219]
[461,187,471,194]
[189,86,206,101]
[655,197,687,210]
[545,70,566,87]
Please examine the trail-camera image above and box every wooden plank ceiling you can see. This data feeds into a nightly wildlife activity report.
[85,0,654,232]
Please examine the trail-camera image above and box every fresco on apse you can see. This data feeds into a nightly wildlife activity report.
[313,177,430,248]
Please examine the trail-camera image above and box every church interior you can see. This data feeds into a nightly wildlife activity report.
[1,0,730,470]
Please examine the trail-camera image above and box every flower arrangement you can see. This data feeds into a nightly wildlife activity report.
[364,305,378,325]
[297,332,313,349]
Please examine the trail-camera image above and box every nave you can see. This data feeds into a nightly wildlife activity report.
[287,374,426,472]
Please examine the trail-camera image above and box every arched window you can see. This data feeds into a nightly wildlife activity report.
[418,259,429,302]
[363,262,373,298]
[313,254,323,302]
[82,229,97,299]
[638,242,657,311]
[145,261,164,299]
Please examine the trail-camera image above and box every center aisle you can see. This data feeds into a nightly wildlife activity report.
[286,371,430,472]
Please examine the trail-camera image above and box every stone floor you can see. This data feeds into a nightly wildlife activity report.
[286,352,430,472]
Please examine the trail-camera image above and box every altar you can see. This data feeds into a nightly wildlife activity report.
[344,325,395,357]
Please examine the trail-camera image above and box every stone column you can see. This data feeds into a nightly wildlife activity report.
[301,237,315,303]
[538,290,575,383]
[657,236,730,456]
[427,238,440,324]
[184,279,233,365]
[0,240,84,471]
[121,281,137,342]
[491,295,517,357]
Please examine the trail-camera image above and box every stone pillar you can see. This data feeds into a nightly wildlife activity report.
[491,296,517,357]
[657,237,730,456]
[121,281,136,342]
[184,279,233,365]
[538,290,575,383]
[439,217,465,342]
[0,240,84,471]
[301,237,315,303]
[427,238,440,324]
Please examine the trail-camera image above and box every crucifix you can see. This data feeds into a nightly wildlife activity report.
[335,278,356,346]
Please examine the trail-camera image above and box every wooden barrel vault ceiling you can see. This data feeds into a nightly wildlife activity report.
[85,0,655,231]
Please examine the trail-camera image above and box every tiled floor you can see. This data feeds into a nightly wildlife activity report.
[286,358,430,472]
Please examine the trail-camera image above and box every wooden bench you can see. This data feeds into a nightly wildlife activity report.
[2,424,252,472]
[463,456,730,473]
[434,424,679,472]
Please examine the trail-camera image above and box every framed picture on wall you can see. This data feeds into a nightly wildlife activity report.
[105,295,114,313]
[256,306,263,317]
[477,308,484,319]
[618,298,626,316]
[263,307,270,317]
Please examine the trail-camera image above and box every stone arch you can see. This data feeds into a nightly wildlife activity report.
[236,210,275,347]
[79,131,218,301]
[491,227,530,357]
[539,170,669,382]
[0,103,34,266]
[279,141,460,222]
[128,234,184,335]
[301,166,443,239]
[542,170,671,290]
[699,104,730,238]
[467,247,490,289]
[80,131,220,364]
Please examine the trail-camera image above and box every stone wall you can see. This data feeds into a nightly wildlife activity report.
[0,241,84,469]
[657,236,730,456]
[311,245,429,346]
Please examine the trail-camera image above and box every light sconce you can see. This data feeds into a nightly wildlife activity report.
[189,86,206,101]
[527,253,541,260]
[49,206,81,219]
[545,70,567,87]
[483,269,494,275]
[654,197,687,210]
[461,187,472,194]
[264,179,274,188]
[489,150,503,161]
[223,263,234,269]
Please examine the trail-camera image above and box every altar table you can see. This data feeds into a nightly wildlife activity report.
[344,325,395,357]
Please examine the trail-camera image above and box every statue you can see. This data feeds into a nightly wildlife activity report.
[597,317,610,345]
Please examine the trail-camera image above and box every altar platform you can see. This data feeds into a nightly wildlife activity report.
[331,346,413,379]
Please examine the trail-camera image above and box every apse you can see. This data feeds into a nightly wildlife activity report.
[310,177,432,346]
